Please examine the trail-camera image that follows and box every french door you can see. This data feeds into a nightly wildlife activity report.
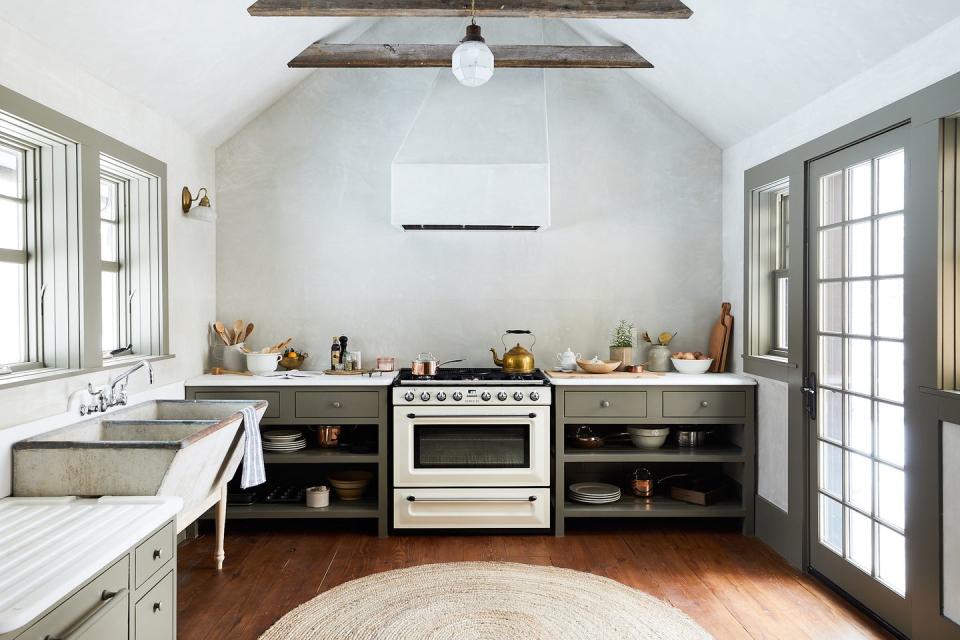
[807,126,909,632]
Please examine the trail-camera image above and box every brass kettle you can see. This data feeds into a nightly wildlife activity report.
[491,330,536,374]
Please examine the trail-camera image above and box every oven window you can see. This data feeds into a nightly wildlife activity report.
[414,424,530,468]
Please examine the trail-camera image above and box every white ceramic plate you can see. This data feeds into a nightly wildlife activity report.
[569,482,621,497]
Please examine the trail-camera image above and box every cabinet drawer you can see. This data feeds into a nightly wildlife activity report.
[18,557,128,640]
[135,571,174,640]
[662,391,746,418]
[135,521,174,589]
[295,391,379,419]
[194,391,281,419]
[564,391,647,418]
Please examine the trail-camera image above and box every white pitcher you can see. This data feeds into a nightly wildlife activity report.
[555,348,580,371]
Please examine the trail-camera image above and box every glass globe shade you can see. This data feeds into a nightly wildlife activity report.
[452,40,494,87]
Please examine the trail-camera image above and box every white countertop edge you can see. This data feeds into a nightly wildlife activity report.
[185,371,399,387]
[0,496,182,634]
[544,372,757,386]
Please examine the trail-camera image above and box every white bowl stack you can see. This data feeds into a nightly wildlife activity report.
[568,482,621,504]
[262,429,307,453]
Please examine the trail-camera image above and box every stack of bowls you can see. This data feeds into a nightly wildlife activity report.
[627,426,670,450]
[328,470,373,501]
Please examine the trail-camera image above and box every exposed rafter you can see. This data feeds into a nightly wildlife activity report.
[249,0,692,19]
[289,43,653,68]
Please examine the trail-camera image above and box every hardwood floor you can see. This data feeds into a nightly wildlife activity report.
[177,521,893,639]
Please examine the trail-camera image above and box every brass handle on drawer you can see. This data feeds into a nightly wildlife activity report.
[153,548,163,560]
[600,400,611,408]
[700,400,710,407]
[332,401,343,408]
[47,588,128,640]
[153,601,163,613]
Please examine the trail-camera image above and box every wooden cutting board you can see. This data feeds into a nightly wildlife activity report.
[719,308,734,373]
[707,302,730,373]
[544,370,664,379]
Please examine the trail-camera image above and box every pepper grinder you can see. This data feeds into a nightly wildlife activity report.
[339,336,348,363]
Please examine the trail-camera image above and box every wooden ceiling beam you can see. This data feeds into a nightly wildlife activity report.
[288,43,653,68]
[249,0,692,19]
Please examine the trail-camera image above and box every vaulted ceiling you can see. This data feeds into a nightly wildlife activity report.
[2,0,959,148]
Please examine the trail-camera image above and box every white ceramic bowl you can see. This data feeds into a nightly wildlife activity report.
[246,352,281,376]
[627,426,670,450]
[671,357,713,374]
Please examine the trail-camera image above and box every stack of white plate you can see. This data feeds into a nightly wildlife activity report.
[262,429,307,453]
[568,482,622,504]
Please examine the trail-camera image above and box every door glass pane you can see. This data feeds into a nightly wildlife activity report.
[877,214,904,276]
[847,221,872,278]
[0,145,20,198]
[846,507,873,572]
[847,451,873,514]
[820,171,843,225]
[876,278,903,339]
[847,162,872,220]
[819,441,843,498]
[846,281,872,336]
[414,424,530,468]
[0,198,23,251]
[0,261,26,364]
[877,150,905,214]
[877,462,905,530]
[846,395,873,455]
[820,494,844,554]
[876,341,904,403]
[820,388,843,443]
[821,336,843,388]
[846,338,872,395]
[820,227,843,279]
[101,271,119,352]
[876,524,906,595]
[820,282,843,334]
[877,403,905,467]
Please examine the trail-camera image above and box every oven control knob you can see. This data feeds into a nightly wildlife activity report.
[513,391,524,402]
[481,391,491,401]
[529,391,540,401]
[452,391,463,401]
[497,391,508,401]
[420,392,431,401]
[404,392,415,402]
[436,391,447,401]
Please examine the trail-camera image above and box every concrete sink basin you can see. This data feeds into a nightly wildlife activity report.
[12,399,267,534]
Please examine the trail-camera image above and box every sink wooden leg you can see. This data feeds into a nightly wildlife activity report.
[215,483,227,571]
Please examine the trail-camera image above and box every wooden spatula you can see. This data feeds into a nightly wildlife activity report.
[719,304,734,373]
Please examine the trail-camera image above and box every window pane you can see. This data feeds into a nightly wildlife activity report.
[100,180,117,221]
[776,276,788,349]
[820,335,843,388]
[876,524,906,595]
[819,494,844,554]
[820,227,843,279]
[846,507,873,573]
[846,394,873,455]
[877,402,905,467]
[820,282,842,334]
[101,221,117,261]
[846,280,872,336]
[0,261,26,364]
[876,278,903,339]
[820,389,843,444]
[876,341,904,403]
[0,197,24,251]
[877,214,904,276]
[877,462,905,530]
[0,145,20,198]
[101,271,119,352]
[847,161,872,220]
[847,451,873,514]
[819,441,843,498]
[820,171,843,226]
[846,338,872,395]
[877,150,905,214]
[847,221,872,278]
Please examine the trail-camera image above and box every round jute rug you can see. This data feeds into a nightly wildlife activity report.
[259,561,712,640]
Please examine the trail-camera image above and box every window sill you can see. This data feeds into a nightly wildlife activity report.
[0,354,175,391]
[743,354,798,381]
[919,386,960,400]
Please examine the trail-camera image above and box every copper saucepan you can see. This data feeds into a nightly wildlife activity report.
[411,352,464,377]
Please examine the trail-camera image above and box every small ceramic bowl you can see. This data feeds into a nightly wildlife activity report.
[328,470,373,501]
[671,358,713,374]
[246,352,281,376]
[576,359,621,374]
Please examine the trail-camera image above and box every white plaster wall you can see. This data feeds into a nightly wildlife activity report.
[756,375,789,512]
[944,422,960,624]
[0,18,216,430]
[215,21,722,366]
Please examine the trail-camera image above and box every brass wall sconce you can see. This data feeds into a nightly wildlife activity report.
[182,186,213,215]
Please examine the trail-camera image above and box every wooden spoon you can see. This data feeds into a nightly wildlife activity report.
[242,322,254,343]
[233,320,244,345]
[213,321,231,346]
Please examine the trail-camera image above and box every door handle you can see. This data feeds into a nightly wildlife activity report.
[47,588,128,640]
[802,371,818,420]
[407,496,537,502]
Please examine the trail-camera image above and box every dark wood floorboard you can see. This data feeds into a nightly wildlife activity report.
[177,522,893,640]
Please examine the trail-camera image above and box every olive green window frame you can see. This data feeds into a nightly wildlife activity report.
[747,178,791,361]
[940,116,960,391]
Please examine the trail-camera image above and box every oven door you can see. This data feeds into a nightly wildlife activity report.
[393,405,550,487]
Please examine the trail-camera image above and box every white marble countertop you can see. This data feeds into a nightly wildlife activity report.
[0,496,182,634]
[544,371,757,386]
[185,371,399,387]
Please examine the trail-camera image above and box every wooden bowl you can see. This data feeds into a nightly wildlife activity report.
[576,359,621,374]
[279,355,306,370]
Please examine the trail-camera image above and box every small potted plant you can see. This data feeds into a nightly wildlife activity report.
[609,320,635,371]
[641,331,677,372]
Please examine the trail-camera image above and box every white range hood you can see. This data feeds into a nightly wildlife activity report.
[391,66,550,231]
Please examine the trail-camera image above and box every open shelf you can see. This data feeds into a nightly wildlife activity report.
[209,499,379,520]
[262,448,380,464]
[563,495,745,518]
[563,443,743,463]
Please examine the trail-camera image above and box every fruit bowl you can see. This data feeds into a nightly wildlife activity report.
[279,355,306,370]
[671,357,713,374]
[576,359,621,374]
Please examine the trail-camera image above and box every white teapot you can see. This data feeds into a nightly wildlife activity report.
[556,347,580,371]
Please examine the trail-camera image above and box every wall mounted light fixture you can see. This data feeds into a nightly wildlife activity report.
[182,186,213,215]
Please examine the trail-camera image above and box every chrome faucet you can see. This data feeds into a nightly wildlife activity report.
[80,359,154,415]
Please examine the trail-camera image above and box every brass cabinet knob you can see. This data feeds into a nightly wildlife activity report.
[600,400,611,408]
[332,401,342,408]
[700,400,710,407]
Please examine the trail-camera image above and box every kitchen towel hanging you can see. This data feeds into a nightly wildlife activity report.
[240,404,266,489]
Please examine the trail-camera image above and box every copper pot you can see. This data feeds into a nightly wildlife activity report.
[316,426,341,448]
[411,352,464,377]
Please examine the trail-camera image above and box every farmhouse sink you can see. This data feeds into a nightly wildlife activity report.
[12,399,267,533]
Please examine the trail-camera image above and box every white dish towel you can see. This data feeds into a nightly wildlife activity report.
[240,405,266,489]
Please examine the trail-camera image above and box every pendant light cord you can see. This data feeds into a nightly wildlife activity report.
[470,0,476,26]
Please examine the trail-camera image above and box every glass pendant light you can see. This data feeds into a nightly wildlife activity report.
[452,0,494,87]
